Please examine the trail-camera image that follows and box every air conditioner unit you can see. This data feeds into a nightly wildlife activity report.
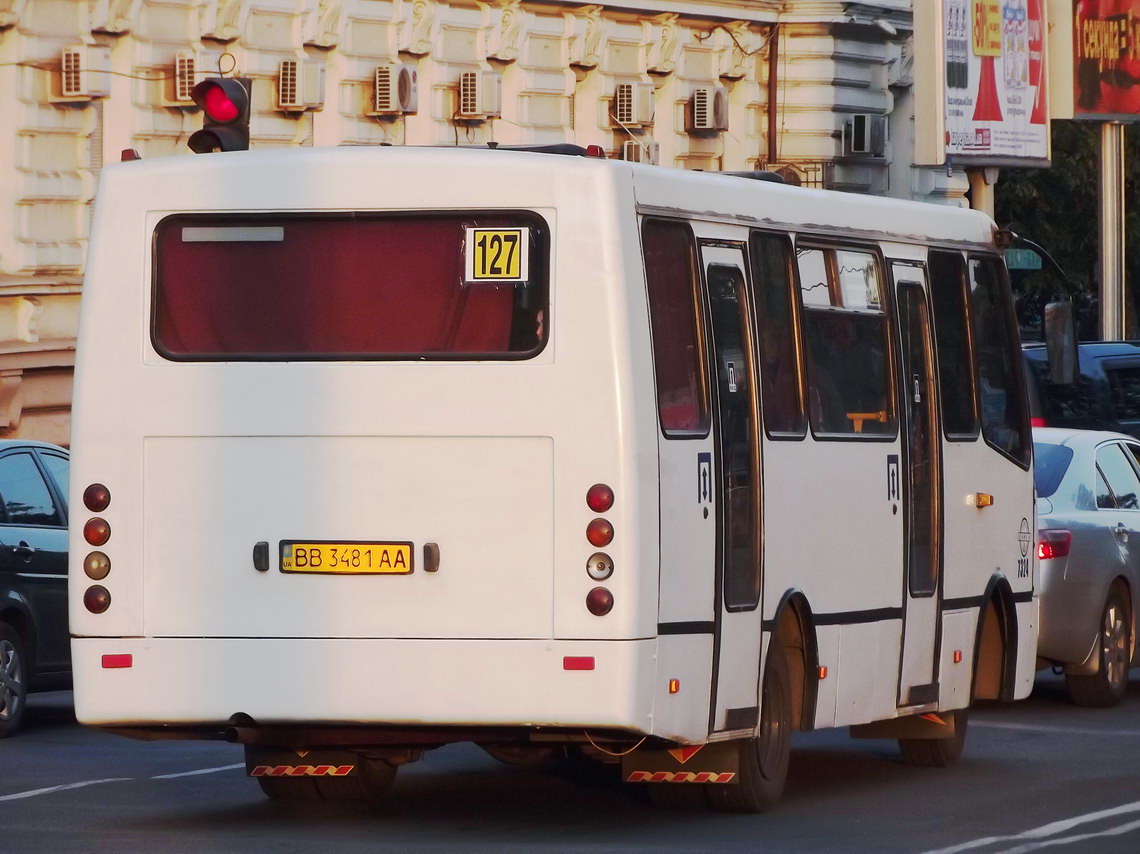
[687,86,729,133]
[612,81,654,127]
[56,45,110,100]
[368,63,418,115]
[277,60,325,112]
[621,138,659,165]
[844,114,888,157]
[457,70,501,119]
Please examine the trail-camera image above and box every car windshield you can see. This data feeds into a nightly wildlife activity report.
[1033,441,1073,498]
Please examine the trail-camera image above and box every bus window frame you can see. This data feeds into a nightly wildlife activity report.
[966,251,1033,470]
[748,228,808,441]
[149,209,552,363]
[794,237,900,443]
[640,216,713,440]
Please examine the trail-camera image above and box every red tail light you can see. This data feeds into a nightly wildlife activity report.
[83,483,110,512]
[586,484,614,513]
[83,585,111,614]
[1030,417,1048,428]
[84,518,111,546]
[586,518,614,547]
[586,587,614,616]
[1038,529,1071,560]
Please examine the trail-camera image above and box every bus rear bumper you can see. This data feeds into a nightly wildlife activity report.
[71,637,657,735]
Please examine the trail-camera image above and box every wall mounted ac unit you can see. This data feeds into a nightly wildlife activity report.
[621,138,659,165]
[687,86,729,133]
[844,114,888,157]
[56,45,110,100]
[457,70,501,119]
[612,81,654,127]
[368,63,418,115]
[277,60,326,112]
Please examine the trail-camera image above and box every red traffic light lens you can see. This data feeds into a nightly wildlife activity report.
[202,86,240,122]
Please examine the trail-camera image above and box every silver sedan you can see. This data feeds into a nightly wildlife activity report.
[1034,427,1138,706]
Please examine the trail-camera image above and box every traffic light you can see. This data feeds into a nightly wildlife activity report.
[188,77,252,153]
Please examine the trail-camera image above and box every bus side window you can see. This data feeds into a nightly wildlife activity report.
[642,219,710,437]
[928,250,979,439]
[797,244,895,438]
[749,232,806,437]
[969,255,1031,466]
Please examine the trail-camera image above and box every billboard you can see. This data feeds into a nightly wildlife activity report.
[1072,0,1140,119]
[916,0,1051,166]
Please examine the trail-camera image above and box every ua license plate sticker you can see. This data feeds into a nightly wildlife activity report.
[465,227,529,283]
[280,541,413,574]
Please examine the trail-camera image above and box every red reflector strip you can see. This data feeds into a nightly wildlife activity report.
[1030,417,1048,427]
[626,771,736,783]
[101,654,133,669]
[563,656,595,671]
[250,765,354,777]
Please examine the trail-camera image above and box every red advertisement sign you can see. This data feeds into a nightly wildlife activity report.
[1074,0,1140,118]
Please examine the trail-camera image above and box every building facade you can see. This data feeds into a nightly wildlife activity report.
[0,0,964,445]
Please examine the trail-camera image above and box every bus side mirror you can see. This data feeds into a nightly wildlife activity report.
[1044,301,1078,385]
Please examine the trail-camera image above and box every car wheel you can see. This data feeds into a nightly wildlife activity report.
[898,709,968,767]
[0,623,28,738]
[1066,585,1133,708]
[706,647,792,814]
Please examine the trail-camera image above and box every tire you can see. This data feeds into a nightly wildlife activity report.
[251,750,397,802]
[706,647,792,814]
[0,623,28,739]
[1066,586,1133,708]
[898,709,968,767]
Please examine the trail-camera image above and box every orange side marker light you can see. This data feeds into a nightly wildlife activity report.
[668,679,680,694]
[818,666,828,679]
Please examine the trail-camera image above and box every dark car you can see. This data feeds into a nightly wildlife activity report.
[1023,341,1140,439]
[0,440,70,736]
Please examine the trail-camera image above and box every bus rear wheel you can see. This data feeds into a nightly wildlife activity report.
[706,647,792,814]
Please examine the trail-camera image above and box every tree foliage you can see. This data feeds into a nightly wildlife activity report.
[995,121,1140,338]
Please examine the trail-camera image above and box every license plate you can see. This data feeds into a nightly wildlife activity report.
[280,540,413,574]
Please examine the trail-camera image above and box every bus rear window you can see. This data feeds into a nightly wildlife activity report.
[153,213,548,360]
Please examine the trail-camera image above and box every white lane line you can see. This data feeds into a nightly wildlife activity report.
[152,763,243,780]
[0,762,244,802]
[973,720,1140,738]
[917,801,1140,854]
[997,818,1140,854]
[0,778,132,802]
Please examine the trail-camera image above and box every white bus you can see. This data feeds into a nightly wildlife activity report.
[70,145,1037,812]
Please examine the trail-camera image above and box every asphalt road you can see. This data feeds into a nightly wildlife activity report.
[1,671,1137,854]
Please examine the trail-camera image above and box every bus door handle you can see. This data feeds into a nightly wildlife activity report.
[12,541,35,560]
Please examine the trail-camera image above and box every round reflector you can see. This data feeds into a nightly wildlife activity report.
[586,484,614,513]
[83,585,111,614]
[586,586,614,616]
[83,483,111,512]
[586,552,613,581]
[586,518,614,547]
[84,518,111,546]
[84,551,111,581]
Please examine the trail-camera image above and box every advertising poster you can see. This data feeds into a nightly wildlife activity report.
[1073,0,1140,119]
[944,0,1050,162]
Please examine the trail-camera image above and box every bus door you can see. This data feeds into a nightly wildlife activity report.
[893,263,944,707]
[700,243,764,732]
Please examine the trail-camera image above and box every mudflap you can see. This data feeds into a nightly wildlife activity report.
[245,747,362,778]
[849,711,960,741]
[621,741,740,784]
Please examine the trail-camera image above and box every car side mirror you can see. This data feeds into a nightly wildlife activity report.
[1044,300,1078,385]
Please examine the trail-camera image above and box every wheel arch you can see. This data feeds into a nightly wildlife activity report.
[768,589,819,732]
[971,574,1018,702]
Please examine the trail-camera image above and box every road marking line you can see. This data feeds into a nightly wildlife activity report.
[974,720,1140,738]
[0,763,243,801]
[152,763,243,780]
[0,778,131,802]
[997,818,1140,853]
[917,801,1140,854]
